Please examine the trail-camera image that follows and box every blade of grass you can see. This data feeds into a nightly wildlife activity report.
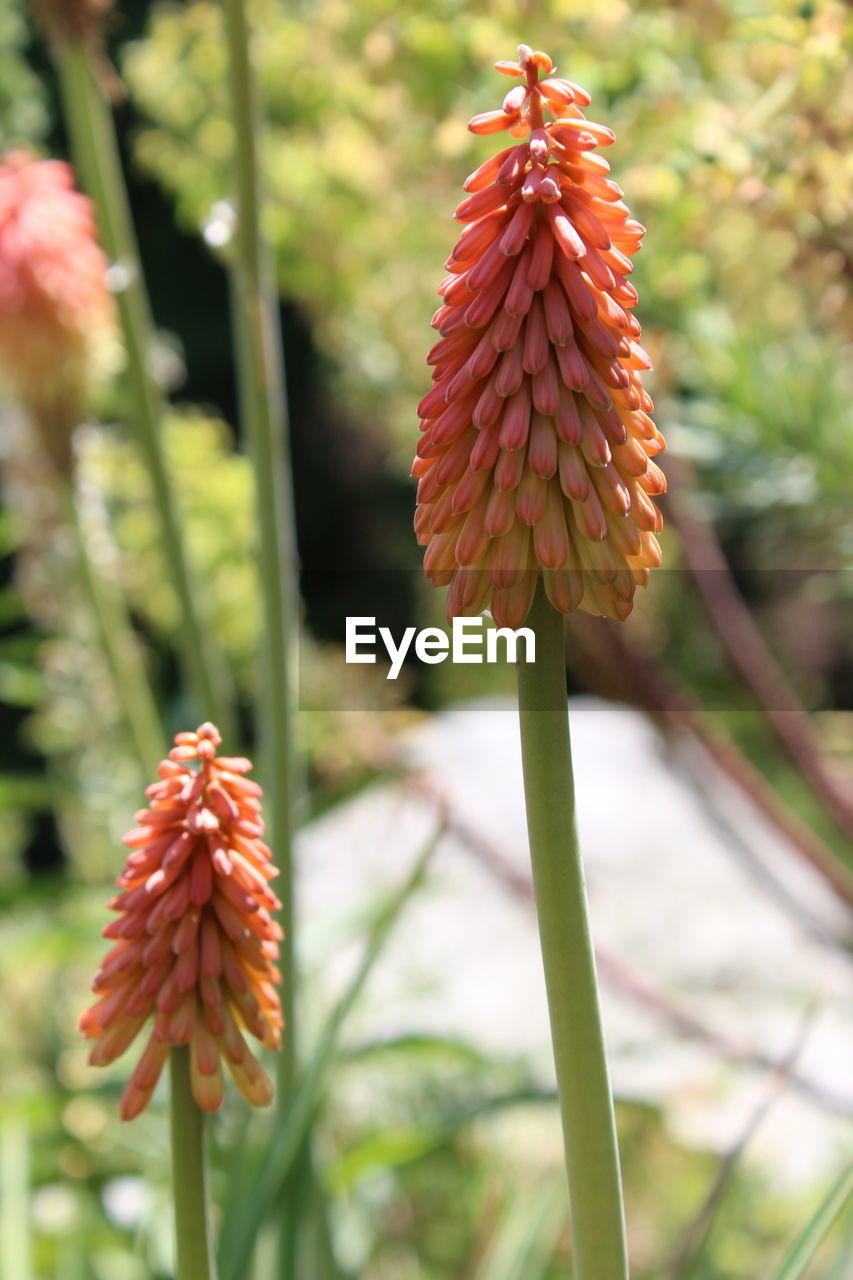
[666,1001,818,1279]
[0,1118,31,1280]
[300,1138,345,1280]
[472,1185,566,1280]
[217,823,443,1280]
[770,1163,853,1280]
[825,1203,853,1280]
[51,40,236,741]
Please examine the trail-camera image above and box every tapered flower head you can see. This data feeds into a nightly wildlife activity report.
[80,723,284,1120]
[0,149,116,472]
[413,46,666,626]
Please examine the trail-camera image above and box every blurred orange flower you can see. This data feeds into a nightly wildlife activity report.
[80,723,284,1120]
[0,149,116,470]
[413,45,666,626]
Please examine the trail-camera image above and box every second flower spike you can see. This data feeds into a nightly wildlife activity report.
[413,45,667,627]
[80,723,284,1120]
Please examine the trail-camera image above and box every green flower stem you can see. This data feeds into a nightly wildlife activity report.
[515,583,629,1279]
[170,1047,217,1280]
[218,8,299,1268]
[52,42,236,743]
[68,479,163,777]
[219,0,298,1086]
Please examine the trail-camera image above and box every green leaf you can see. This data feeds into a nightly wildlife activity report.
[329,1085,560,1195]
[473,1184,566,1280]
[331,1125,444,1191]
[0,774,53,811]
[770,1163,853,1280]
[0,661,45,707]
[0,584,26,627]
[217,823,443,1280]
[0,1119,32,1280]
[341,1032,491,1069]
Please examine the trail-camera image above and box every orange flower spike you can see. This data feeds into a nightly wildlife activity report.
[414,45,665,627]
[0,150,116,471]
[80,724,284,1121]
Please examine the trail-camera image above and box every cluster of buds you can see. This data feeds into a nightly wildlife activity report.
[80,724,283,1120]
[414,46,666,625]
[0,150,116,473]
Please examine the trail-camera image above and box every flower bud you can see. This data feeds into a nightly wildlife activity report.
[0,150,117,473]
[80,724,284,1120]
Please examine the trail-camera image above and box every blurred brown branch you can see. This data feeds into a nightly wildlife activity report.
[664,1001,818,1278]
[663,457,853,847]
[567,613,853,912]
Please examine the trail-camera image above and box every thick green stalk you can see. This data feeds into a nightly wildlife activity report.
[219,0,298,1088]
[170,1048,217,1280]
[52,42,235,742]
[515,584,628,1279]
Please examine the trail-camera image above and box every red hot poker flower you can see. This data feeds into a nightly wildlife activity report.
[80,723,284,1120]
[0,150,115,471]
[413,46,666,627]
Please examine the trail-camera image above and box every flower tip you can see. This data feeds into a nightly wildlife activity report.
[468,109,515,136]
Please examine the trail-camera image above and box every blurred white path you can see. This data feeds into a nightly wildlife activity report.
[297,699,853,1187]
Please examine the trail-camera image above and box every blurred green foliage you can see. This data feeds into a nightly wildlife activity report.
[82,412,260,683]
[0,0,49,148]
[123,0,852,458]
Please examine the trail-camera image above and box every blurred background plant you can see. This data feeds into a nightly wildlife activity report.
[0,1,851,1278]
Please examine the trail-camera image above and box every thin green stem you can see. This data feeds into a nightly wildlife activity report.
[219,8,299,1266]
[1,1119,32,1280]
[68,477,163,777]
[52,42,236,742]
[170,1048,217,1280]
[515,583,628,1280]
[219,0,298,1090]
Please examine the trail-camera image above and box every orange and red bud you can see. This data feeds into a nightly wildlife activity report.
[80,724,284,1120]
[414,45,666,626]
